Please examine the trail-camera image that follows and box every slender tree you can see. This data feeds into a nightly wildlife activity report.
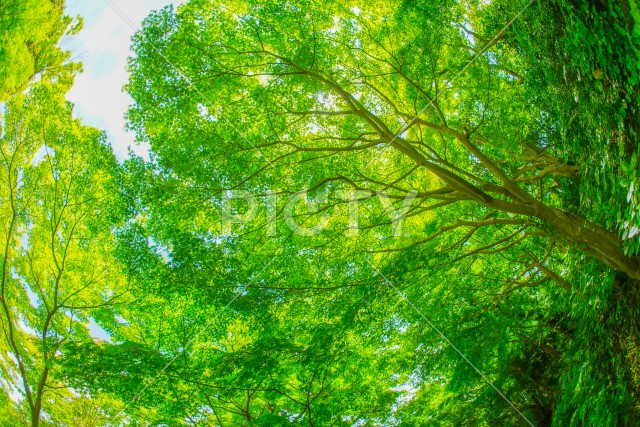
[0,83,126,426]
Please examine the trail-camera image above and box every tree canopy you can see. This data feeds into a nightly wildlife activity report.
[0,0,81,101]
[1,0,640,426]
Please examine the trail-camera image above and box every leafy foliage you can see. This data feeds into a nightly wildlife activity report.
[0,0,82,101]
[0,82,127,426]
[1,0,639,426]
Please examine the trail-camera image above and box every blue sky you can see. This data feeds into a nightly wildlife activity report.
[63,0,186,161]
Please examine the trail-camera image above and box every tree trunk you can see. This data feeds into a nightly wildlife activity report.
[542,206,640,280]
[488,196,640,280]
[31,404,41,427]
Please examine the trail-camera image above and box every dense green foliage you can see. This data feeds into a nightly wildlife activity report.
[0,0,81,101]
[1,0,639,426]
